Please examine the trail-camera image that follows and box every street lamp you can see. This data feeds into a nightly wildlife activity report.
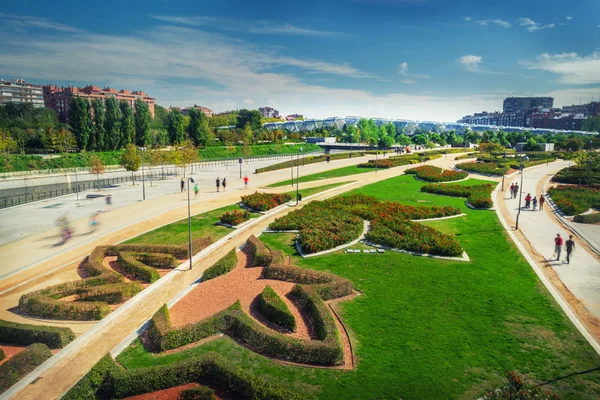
[290,152,294,187]
[296,147,303,205]
[138,147,146,201]
[187,177,195,270]
[588,141,593,185]
[515,156,529,230]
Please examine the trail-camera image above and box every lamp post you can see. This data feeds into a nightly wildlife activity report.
[515,156,529,230]
[138,147,146,201]
[501,151,506,191]
[375,145,378,174]
[588,141,593,185]
[187,177,195,270]
[296,148,302,205]
[290,153,294,187]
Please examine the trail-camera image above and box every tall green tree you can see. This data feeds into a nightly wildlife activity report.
[236,109,262,130]
[153,104,170,129]
[104,97,122,150]
[167,109,185,144]
[134,98,151,147]
[583,115,600,133]
[187,109,213,147]
[68,96,92,151]
[120,100,134,147]
[120,143,142,184]
[91,98,106,151]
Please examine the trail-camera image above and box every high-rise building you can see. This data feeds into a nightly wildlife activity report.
[0,79,45,108]
[258,106,280,118]
[43,85,155,122]
[503,97,553,113]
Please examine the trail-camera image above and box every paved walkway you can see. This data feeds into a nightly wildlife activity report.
[500,161,600,320]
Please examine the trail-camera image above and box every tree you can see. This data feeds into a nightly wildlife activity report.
[46,127,76,153]
[564,137,584,152]
[150,149,169,179]
[89,156,105,190]
[396,133,411,146]
[120,100,134,147]
[582,115,600,133]
[168,109,185,144]
[479,142,504,155]
[187,109,213,147]
[69,96,92,151]
[236,109,262,130]
[10,127,28,154]
[104,97,122,150]
[90,99,106,151]
[523,137,543,151]
[120,144,142,185]
[0,128,16,154]
[134,99,151,147]
[153,104,170,129]
[411,133,428,146]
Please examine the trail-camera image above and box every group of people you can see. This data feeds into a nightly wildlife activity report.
[181,175,250,199]
[554,233,576,264]
[509,183,545,211]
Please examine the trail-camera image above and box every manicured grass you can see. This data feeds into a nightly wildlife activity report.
[267,165,372,187]
[283,181,355,198]
[119,176,600,399]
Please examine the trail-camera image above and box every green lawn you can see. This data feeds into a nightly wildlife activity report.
[282,181,355,198]
[118,175,600,399]
[267,165,373,187]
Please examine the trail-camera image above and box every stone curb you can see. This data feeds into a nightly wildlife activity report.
[410,213,466,222]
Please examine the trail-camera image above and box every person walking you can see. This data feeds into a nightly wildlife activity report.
[509,183,515,198]
[243,175,249,189]
[222,177,227,192]
[532,196,538,211]
[513,183,519,199]
[554,233,563,261]
[180,178,185,193]
[194,183,199,200]
[525,193,532,209]
[89,213,99,233]
[105,194,112,211]
[216,177,221,192]
[565,235,575,264]
[539,194,545,210]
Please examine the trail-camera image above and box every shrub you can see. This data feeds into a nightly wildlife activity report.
[457,161,509,176]
[405,165,467,182]
[574,212,600,224]
[421,183,495,209]
[179,386,216,400]
[259,285,296,331]
[552,166,600,186]
[61,354,121,400]
[241,192,292,211]
[508,158,555,169]
[0,319,75,348]
[0,343,52,394]
[19,291,112,321]
[219,210,250,226]
[117,252,161,283]
[203,249,237,281]
[246,235,272,267]
[547,185,600,216]
[255,152,364,173]
[481,371,558,399]
[0,349,5,361]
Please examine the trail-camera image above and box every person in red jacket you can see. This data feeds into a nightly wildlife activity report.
[554,233,563,260]
[525,193,532,209]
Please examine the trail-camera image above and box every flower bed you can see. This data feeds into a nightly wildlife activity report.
[218,209,251,226]
[421,183,495,209]
[240,192,292,211]
[547,185,600,216]
[552,166,600,186]
[456,162,509,176]
[405,165,468,182]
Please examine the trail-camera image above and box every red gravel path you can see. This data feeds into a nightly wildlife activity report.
[123,383,224,400]
[169,250,313,340]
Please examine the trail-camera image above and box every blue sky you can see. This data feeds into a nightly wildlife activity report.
[1,0,599,121]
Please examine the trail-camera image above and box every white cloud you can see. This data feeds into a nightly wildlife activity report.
[400,79,416,84]
[397,62,430,80]
[148,15,343,37]
[398,62,408,76]
[464,16,472,21]
[0,12,82,33]
[493,19,512,28]
[244,99,254,105]
[476,20,488,26]
[518,17,555,32]
[566,15,573,20]
[523,52,600,85]
[458,55,483,72]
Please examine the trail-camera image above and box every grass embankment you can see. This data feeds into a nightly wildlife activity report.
[0,144,322,173]
[119,175,600,399]
[268,166,371,188]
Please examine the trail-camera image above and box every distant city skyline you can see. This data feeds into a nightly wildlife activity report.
[0,0,599,121]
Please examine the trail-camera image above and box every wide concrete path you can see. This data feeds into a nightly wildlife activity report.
[501,161,600,319]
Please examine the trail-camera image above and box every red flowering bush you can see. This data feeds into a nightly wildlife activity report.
[547,185,600,216]
[219,210,251,226]
[457,161,509,176]
[481,371,558,399]
[421,183,495,209]
[405,165,468,182]
[241,192,292,212]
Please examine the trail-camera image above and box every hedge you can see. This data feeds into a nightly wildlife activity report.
[573,213,600,224]
[259,285,296,331]
[255,152,365,173]
[421,183,495,209]
[246,235,272,267]
[456,161,509,176]
[547,185,600,216]
[202,248,238,281]
[508,157,555,170]
[0,319,75,348]
[405,165,468,182]
[240,192,292,211]
[61,354,121,400]
[219,210,250,226]
[552,166,600,186]
[179,386,216,400]
[0,343,52,394]
[117,252,162,283]
[0,348,5,361]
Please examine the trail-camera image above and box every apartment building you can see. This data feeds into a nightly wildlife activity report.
[0,79,44,108]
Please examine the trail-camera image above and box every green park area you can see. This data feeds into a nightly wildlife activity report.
[267,165,372,187]
[107,175,600,399]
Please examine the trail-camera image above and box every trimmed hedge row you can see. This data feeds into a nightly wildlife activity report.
[240,192,292,212]
[246,235,272,267]
[421,183,495,209]
[0,343,52,394]
[0,319,75,348]
[117,252,162,283]
[456,161,510,176]
[255,152,365,173]
[405,165,468,182]
[552,166,600,186]
[574,213,600,224]
[61,354,120,400]
[202,249,238,281]
[180,386,216,400]
[357,152,443,169]
[259,285,296,331]
[508,157,555,170]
